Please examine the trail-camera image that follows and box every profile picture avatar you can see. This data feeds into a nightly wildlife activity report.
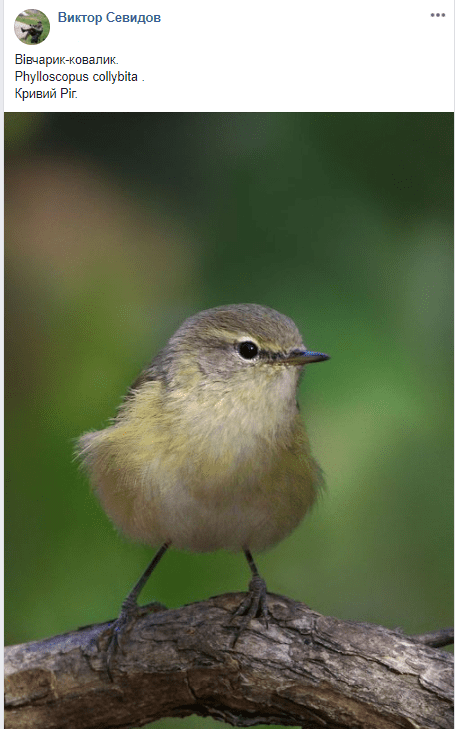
[15,9,50,44]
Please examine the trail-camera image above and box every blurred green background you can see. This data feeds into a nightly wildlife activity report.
[5,113,453,728]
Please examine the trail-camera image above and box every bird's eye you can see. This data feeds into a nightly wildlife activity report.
[238,341,259,360]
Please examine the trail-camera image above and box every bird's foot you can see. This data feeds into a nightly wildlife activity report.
[106,601,136,680]
[229,574,270,645]
[106,600,166,680]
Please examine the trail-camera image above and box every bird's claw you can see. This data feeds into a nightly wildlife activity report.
[106,604,137,680]
[229,574,270,645]
[105,600,167,680]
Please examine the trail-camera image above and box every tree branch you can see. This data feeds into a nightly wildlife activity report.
[5,593,453,729]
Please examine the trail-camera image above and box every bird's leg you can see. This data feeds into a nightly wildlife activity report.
[230,548,269,642]
[106,541,170,678]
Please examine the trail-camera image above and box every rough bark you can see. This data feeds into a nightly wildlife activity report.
[4,593,453,729]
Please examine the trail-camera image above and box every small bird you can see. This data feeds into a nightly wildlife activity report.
[77,304,329,668]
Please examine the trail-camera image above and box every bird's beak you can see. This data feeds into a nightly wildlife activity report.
[283,349,330,366]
